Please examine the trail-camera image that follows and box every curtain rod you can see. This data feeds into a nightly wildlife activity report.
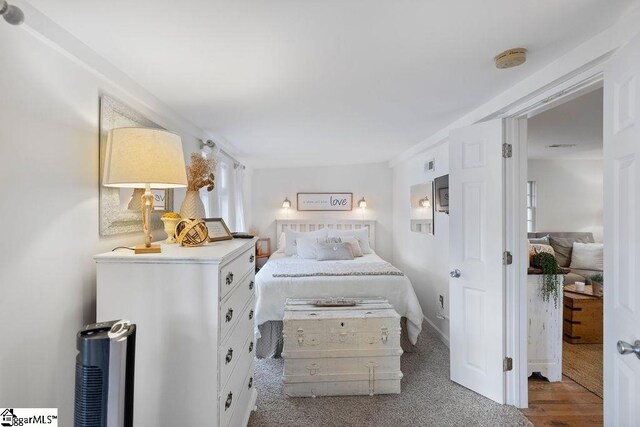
[200,139,245,169]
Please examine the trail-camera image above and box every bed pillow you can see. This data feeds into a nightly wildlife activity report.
[316,242,355,261]
[283,228,328,256]
[570,242,604,271]
[276,232,286,252]
[327,228,372,254]
[549,236,591,267]
[296,237,320,259]
[340,236,364,257]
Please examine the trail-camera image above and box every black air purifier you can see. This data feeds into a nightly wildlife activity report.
[74,319,136,427]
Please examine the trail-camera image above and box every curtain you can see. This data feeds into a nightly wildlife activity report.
[234,165,246,232]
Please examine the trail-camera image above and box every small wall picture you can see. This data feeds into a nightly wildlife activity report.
[256,238,271,257]
[434,174,449,214]
[203,217,233,242]
[438,188,449,207]
[297,192,353,211]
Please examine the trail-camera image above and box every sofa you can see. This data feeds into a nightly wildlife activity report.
[528,231,602,285]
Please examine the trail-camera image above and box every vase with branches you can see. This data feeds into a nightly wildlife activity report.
[532,252,563,308]
[180,153,217,219]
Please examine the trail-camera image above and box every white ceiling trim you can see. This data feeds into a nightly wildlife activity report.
[388,4,640,168]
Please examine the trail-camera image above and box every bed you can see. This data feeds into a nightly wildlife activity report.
[254,220,424,357]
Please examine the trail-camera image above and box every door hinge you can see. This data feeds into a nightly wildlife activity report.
[503,357,513,372]
[503,251,513,265]
[502,143,512,158]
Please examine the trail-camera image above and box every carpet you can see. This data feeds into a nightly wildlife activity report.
[562,341,603,398]
[248,321,531,427]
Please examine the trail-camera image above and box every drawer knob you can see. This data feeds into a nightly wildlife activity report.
[249,254,255,263]
[249,281,254,290]
[249,341,254,353]
[249,309,254,320]
[225,392,233,410]
[225,348,233,364]
[225,308,233,323]
[248,377,253,389]
[226,272,234,285]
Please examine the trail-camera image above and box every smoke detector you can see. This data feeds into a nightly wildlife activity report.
[494,48,527,69]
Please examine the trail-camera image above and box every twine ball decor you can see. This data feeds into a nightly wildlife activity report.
[175,218,209,247]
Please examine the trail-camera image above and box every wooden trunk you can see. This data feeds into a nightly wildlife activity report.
[563,291,603,344]
[282,298,402,397]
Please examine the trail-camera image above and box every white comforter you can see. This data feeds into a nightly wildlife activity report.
[255,251,424,344]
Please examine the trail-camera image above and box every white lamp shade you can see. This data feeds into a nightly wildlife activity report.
[103,127,188,188]
[358,198,367,208]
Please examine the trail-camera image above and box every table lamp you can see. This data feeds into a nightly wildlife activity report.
[103,127,188,254]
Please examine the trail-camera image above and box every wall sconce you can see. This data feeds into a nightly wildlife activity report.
[357,197,367,209]
[282,197,291,209]
[419,197,431,208]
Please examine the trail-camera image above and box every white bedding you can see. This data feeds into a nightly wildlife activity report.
[255,251,424,344]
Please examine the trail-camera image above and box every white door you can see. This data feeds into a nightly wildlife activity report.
[449,119,507,403]
[603,31,640,426]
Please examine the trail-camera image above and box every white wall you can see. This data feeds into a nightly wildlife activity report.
[0,24,204,420]
[251,163,393,261]
[528,159,603,242]
[392,143,450,344]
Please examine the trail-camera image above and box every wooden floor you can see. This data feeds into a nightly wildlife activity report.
[521,375,603,426]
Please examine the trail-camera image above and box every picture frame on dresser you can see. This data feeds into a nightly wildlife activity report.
[204,217,233,242]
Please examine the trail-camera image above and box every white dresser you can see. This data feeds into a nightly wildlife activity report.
[527,274,563,382]
[95,238,258,427]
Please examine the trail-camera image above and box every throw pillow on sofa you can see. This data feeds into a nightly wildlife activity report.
[549,236,592,267]
[570,242,604,271]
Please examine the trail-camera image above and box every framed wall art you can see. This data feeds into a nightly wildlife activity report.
[297,193,353,211]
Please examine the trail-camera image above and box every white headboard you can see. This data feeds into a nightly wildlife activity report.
[276,220,376,251]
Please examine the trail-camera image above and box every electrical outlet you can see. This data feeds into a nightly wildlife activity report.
[439,295,444,309]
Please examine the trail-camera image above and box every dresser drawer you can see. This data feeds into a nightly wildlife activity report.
[229,359,256,427]
[220,273,255,343]
[220,248,255,300]
[219,320,256,427]
[219,300,256,389]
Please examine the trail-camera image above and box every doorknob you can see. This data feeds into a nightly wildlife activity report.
[617,340,640,359]
[450,269,461,278]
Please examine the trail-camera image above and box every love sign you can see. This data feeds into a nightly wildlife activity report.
[297,193,353,211]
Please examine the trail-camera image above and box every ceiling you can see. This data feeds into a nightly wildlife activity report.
[528,88,603,160]
[27,0,636,168]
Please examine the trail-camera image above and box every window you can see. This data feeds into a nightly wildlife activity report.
[526,181,536,233]
[218,162,231,226]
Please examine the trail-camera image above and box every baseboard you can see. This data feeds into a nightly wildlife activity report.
[423,315,450,348]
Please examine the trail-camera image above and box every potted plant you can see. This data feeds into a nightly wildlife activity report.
[588,273,604,296]
[532,252,563,308]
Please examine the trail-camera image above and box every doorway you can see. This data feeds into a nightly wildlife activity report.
[520,88,605,426]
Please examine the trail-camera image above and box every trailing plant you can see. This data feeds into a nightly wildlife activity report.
[532,252,562,308]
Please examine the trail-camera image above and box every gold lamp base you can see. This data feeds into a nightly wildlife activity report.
[134,244,162,254]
